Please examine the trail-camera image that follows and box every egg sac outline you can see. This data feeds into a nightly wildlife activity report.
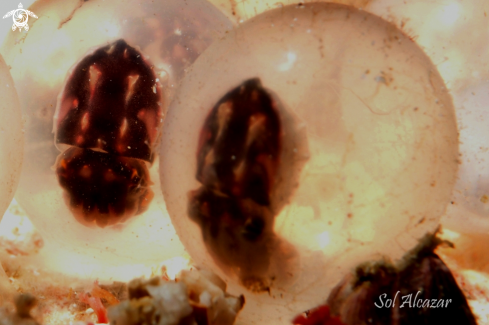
[55,39,162,228]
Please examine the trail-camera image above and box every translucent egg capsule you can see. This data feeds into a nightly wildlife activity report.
[0,54,22,223]
[159,3,459,323]
[0,53,23,301]
[0,0,232,279]
[442,81,489,233]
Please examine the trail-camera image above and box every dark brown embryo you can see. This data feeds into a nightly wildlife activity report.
[55,39,162,228]
[188,78,283,291]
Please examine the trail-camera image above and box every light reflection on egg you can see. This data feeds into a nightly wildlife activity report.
[160,3,459,323]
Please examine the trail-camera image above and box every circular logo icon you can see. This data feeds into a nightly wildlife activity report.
[3,3,38,32]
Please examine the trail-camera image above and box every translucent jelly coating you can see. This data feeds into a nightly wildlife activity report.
[0,54,23,222]
[442,81,489,233]
[160,3,458,323]
[55,40,162,163]
[56,147,153,228]
[0,0,232,277]
[189,79,282,289]
[0,54,22,302]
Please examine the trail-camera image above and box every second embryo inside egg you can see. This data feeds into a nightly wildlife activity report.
[160,3,459,323]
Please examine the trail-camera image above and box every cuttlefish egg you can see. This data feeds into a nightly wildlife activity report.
[160,3,459,323]
[0,0,232,279]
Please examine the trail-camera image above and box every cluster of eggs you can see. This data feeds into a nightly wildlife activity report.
[0,0,464,324]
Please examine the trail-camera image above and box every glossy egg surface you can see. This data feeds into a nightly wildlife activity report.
[0,0,232,279]
[160,3,459,323]
[0,53,23,302]
[0,53,22,222]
